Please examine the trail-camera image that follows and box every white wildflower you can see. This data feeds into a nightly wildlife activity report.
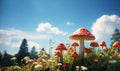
[52,60,56,63]
[34,64,43,70]
[81,66,88,71]
[48,59,52,62]
[108,60,117,64]
[11,57,16,61]
[76,66,79,69]
[23,56,30,60]
[58,63,62,66]
[42,59,46,62]
[76,66,80,71]
[13,66,21,70]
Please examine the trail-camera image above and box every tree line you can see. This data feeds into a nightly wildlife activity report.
[0,39,40,67]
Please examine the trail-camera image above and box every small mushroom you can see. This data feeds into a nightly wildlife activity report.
[54,51,61,57]
[84,48,92,53]
[90,42,99,52]
[102,46,108,56]
[100,40,106,46]
[71,42,79,51]
[92,58,98,62]
[56,43,67,63]
[54,51,61,62]
[69,28,95,58]
[71,51,78,58]
[102,46,108,52]
[112,41,120,56]
[100,40,107,52]
[28,59,35,64]
[84,48,92,57]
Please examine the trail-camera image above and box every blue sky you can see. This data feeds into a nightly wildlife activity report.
[0,0,120,55]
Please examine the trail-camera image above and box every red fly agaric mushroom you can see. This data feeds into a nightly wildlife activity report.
[90,42,99,51]
[92,58,98,62]
[84,48,92,53]
[112,41,120,56]
[71,51,78,58]
[71,42,79,51]
[100,40,106,46]
[54,51,61,57]
[84,48,92,58]
[54,51,61,62]
[102,46,108,51]
[56,43,67,63]
[102,46,108,55]
[69,28,95,58]
[28,59,35,64]
[56,43,67,50]
[100,40,107,52]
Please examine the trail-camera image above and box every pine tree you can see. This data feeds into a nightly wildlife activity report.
[111,28,120,46]
[16,38,29,65]
[0,51,2,67]
[29,46,38,59]
[1,51,13,67]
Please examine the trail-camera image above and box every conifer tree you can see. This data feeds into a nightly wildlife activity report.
[111,28,120,46]
[2,51,13,67]
[16,38,29,65]
[29,46,38,59]
[0,51,2,67]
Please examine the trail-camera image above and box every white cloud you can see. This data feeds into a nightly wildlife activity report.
[0,37,11,45]
[28,41,40,50]
[10,41,41,51]
[1,29,51,40]
[11,42,21,48]
[36,22,67,35]
[92,15,120,41]
[0,28,50,48]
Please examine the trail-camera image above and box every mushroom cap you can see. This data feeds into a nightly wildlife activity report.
[84,48,92,53]
[71,42,79,46]
[62,63,67,68]
[102,46,108,51]
[112,41,120,48]
[100,41,106,46]
[28,59,35,64]
[71,51,78,58]
[92,58,98,62]
[54,51,61,57]
[56,43,67,50]
[69,28,95,41]
[90,42,99,47]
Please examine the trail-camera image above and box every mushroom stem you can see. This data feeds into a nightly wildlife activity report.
[74,46,76,51]
[102,47,104,52]
[79,39,84,58]
[60,50,63,63]
[58,57,60,62]
[93,47,95,52]
[114,48,118,56]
